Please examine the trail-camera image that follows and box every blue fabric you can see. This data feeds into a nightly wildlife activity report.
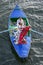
[9,5,27,18]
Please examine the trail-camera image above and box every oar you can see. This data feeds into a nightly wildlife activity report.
[0,27,43,36]
[31,29,43,36]
[0,26,18,34]
[0,29,9,34]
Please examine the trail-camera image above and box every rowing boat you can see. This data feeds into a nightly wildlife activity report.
[8,5,31,58]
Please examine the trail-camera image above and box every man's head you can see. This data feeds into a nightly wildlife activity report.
[19,17,22,20]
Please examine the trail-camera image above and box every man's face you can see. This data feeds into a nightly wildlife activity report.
[19,22,22,26]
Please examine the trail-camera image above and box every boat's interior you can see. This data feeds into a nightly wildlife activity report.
[9,18,31,37]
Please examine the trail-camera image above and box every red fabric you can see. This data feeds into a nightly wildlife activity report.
[18,26,31,44]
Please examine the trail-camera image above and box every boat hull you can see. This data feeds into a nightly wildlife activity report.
[10,35,31,58]
[9,5,31,58]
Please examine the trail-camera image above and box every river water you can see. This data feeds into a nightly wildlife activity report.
[0,0,43,65]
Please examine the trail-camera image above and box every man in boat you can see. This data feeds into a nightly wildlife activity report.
[15,17,31,44]
[15,17,26,44]
[17,17,25,33]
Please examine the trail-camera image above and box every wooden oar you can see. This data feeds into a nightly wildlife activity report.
[0,26,18,34]
[31,29,43,36]
[0,26,43,36]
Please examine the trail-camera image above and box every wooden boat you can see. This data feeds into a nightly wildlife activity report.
[8,5,31,58]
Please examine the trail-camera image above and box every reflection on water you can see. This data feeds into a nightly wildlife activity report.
[0,0,43,65]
